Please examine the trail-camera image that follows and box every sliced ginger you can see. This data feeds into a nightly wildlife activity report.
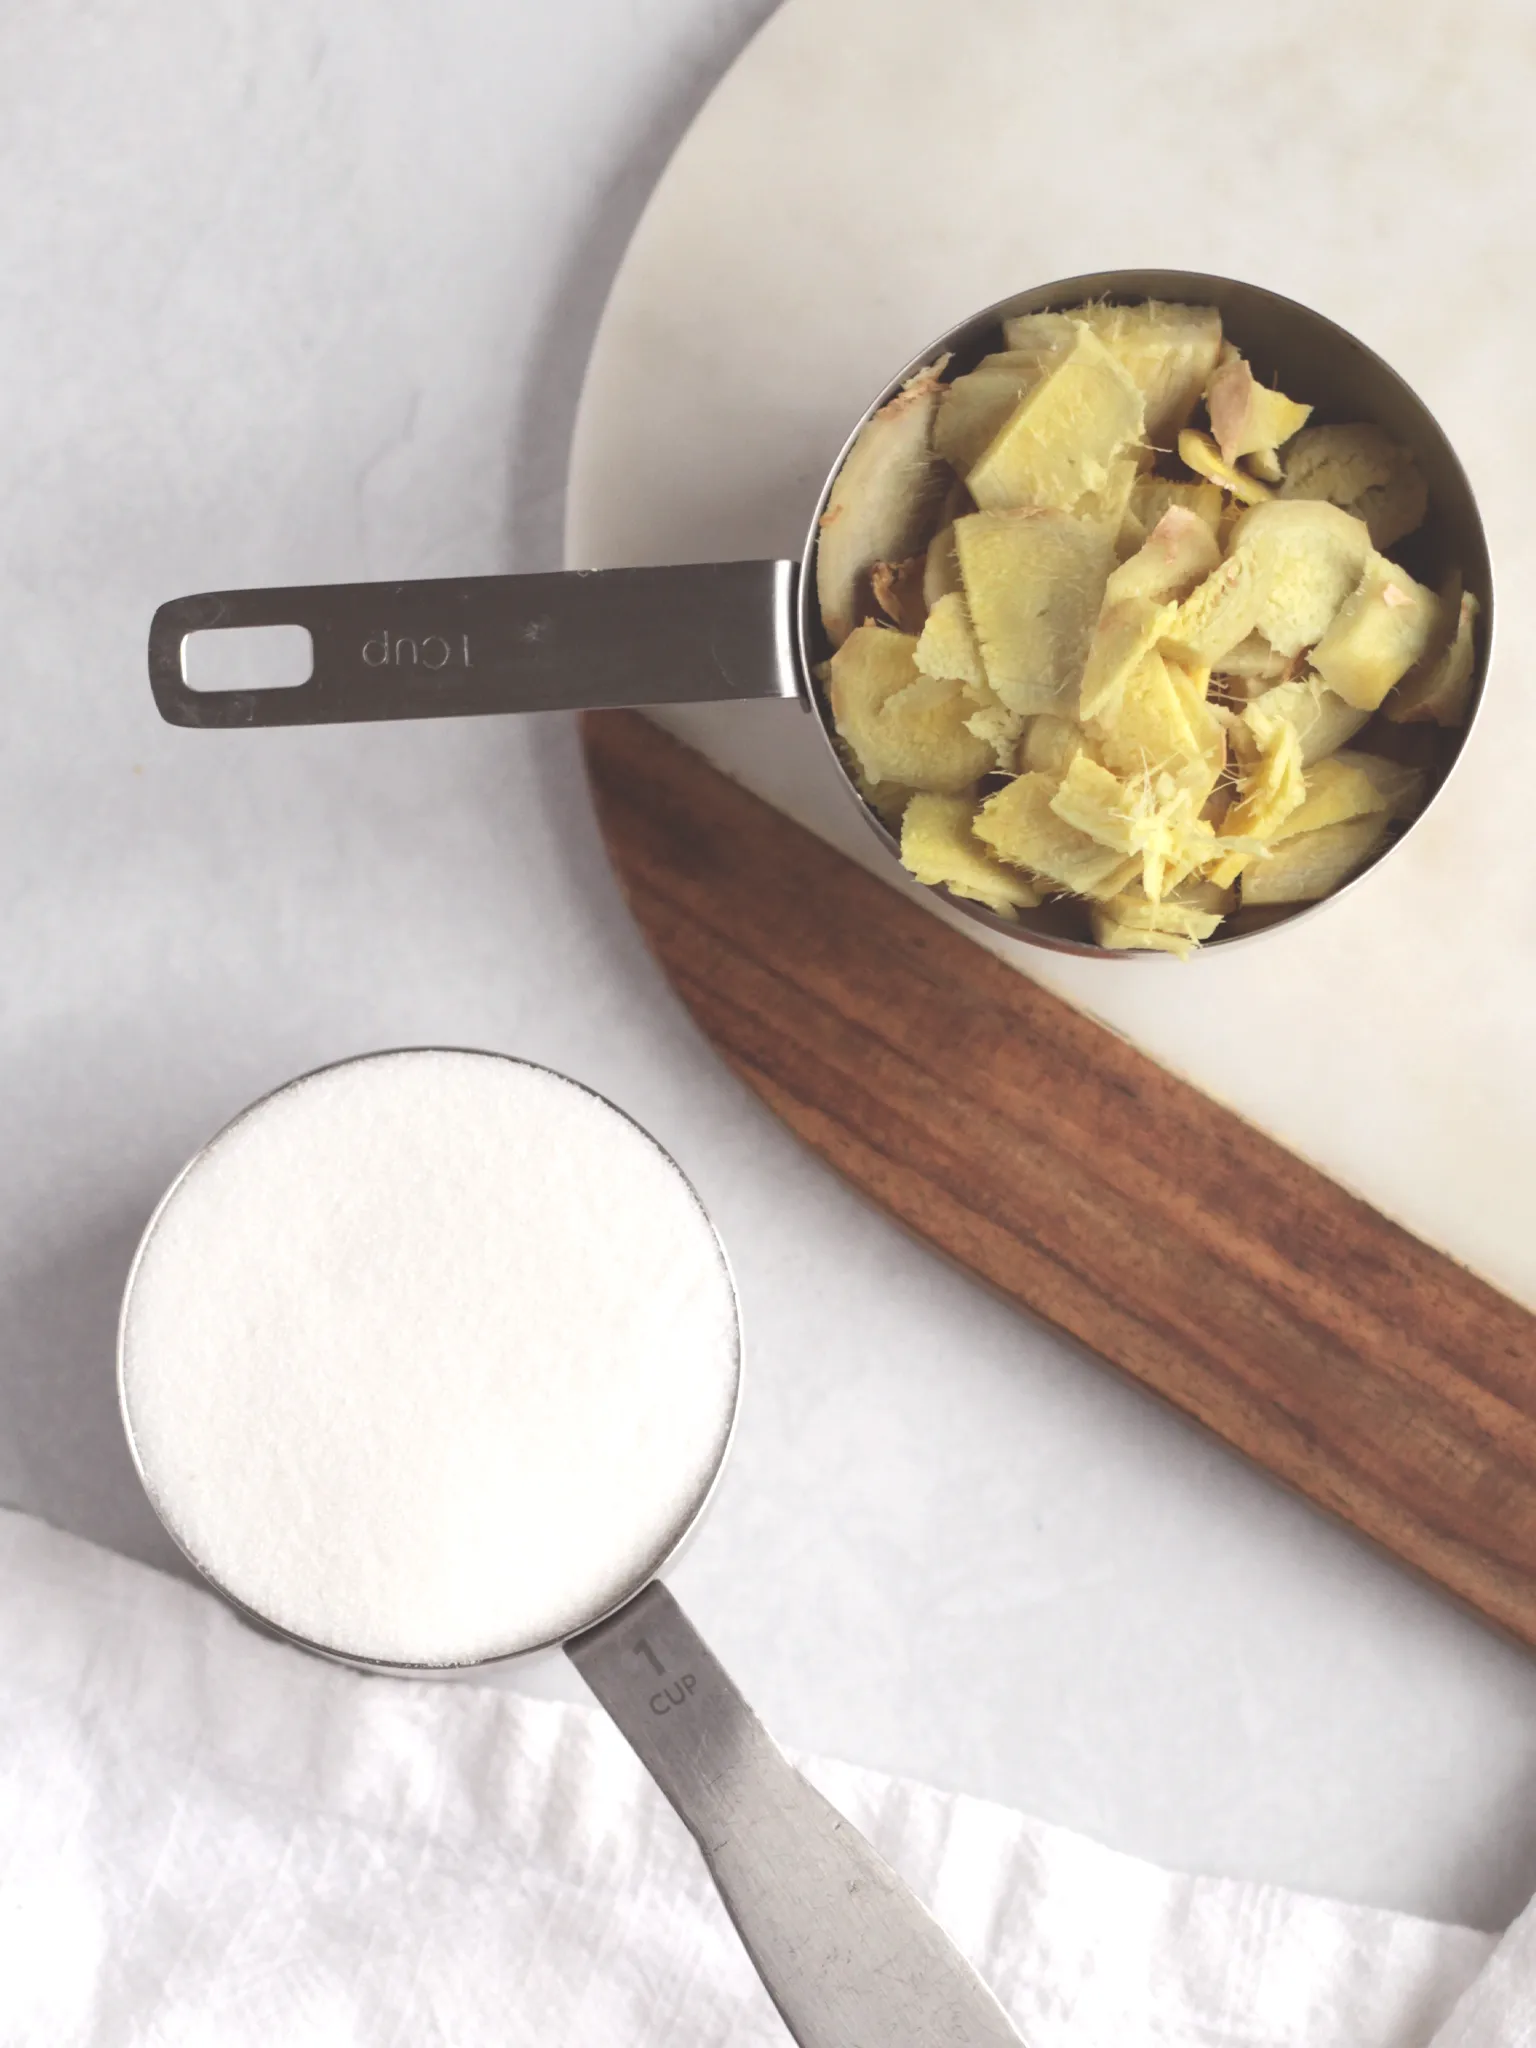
[1326,747,1427,821]
[1212,632,1295,690]
[966,326,1145,517]
[1049,751,1216,902]
[955,507,1113,715]
[1080,597,1179,723]
[1092,651,1224,804]
[974,772,1142,899]
[1241,813,1391,905]
[1228,499,1374,658]
[1242,674,1370,765]
[1204,350,1311,475]
[1266,753,1390,843]
[816,298,1477,953]
[827,625,993,793]
[817,367,948,648]
[933,341,1088,474]
[1074,455,1141,539]
[1387,586,1480,727]
[1020,713,1099,778]
[1008,300,1222,447]
[1206,718,1306,888]
[923,522,962,609]
[959,675,1028,770]
[900,793,1042,917]
[1092,881,1227,958]
[1160,550,1268,668]
[1178,428,1274,505]
[913,591,987,689]
[1310,551,1440,710]
[1120,475,1223,554]
[1279,424,1427,550]
[1105,507,1222,609]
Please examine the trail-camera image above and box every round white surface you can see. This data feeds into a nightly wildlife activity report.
[120,1051,740,1666]
[565,0,1536,1922]
[568,0,1536,1313]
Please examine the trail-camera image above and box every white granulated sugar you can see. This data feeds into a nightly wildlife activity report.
[120,1051,740,1666]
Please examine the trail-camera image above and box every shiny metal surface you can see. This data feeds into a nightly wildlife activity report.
[148,559,801,727]
[569,1581,1023,2048]
[146,269,1493,952]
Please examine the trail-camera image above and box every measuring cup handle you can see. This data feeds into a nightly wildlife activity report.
[147,560,803,728]
[567,1583,1024,2048]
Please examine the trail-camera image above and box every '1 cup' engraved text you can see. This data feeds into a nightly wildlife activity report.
[362,631,472,670]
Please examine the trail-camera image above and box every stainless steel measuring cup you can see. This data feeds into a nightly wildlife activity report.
[117,1049,1024,2048]
[146,268,1492,955]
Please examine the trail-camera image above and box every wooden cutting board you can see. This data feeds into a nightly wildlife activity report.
[582,708,1536,1648]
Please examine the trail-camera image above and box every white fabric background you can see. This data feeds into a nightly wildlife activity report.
[3,1508,1519,2048]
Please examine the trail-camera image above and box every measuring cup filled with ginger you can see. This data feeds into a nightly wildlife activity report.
[146,268,1492,960]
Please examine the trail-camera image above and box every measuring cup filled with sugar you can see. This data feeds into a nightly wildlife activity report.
[118,1048,1023,2048]
[146,269,1492,959]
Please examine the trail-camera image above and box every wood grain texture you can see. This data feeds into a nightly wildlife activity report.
[582,709,1536,1646]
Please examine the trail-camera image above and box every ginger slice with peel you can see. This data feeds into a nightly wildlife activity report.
[1279,423,1428,550]
[1310,551,1440,710]
[1120,476,1224,555]
[899,793,1042,917]
[1241,813,1392,905]
[1324,748,1427,822]
[1160,550,1268,668]
[826,625,994,793]
[1228,498,1374,658]
[1179,428,1273,505]
[1204,351,1312,471]
[1105,507,1222,608]
[817,365,947,647]
[1386,586,1480,727]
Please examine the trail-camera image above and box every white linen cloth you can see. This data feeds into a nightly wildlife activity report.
[2,1504,1531,2047]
